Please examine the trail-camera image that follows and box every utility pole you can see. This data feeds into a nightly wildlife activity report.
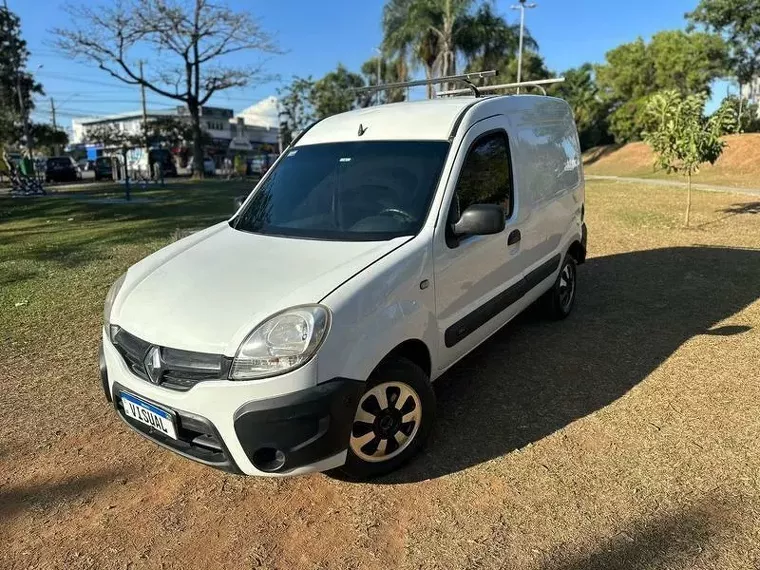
[511,0,537,94]
[275,99,283,154]
[50,97,60,155]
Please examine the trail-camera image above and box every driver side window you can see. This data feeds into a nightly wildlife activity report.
[449,131,513,223]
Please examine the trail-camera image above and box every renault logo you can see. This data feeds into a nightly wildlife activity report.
[144,346,163,384]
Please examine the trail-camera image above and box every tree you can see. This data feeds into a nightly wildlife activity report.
[146,115,209,148]
[277,76,316,146]
[459,2,536,77]
[382,0,442,98]
[360,55,409,104]
[54,0,279,177]
[87,124,143,200]
[384,0,498,95]
[29,123,68,156]
[311,64,368,119]
[718,94,760,132]
[0,6,43,146]
[643,90,736,227]
[550,64,613,150]
[687,0,760,115]
[596,31,727,142]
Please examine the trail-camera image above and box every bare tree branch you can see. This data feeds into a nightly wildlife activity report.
[52,0,280,177]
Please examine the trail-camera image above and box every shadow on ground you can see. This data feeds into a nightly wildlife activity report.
[581,144,624,167]
[0,468,131,523]
[722,202,760,215]
[543,497,729,570]
[384,245,760,483]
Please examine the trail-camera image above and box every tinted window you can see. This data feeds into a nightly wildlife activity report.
[47,157,73,167]
[234,141,449,241]
[451,132,512,220]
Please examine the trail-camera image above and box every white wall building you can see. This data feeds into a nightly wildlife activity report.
[71,98,281,155]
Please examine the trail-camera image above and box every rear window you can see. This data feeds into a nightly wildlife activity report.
[234,141,450,241]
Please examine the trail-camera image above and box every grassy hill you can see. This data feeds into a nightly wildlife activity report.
[583,133,760,189]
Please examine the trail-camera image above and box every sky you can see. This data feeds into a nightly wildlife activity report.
[8,0,731,131]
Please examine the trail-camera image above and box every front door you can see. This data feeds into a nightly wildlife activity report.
[433,118,529,372]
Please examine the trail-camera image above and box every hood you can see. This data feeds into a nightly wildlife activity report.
[114,223,409,355]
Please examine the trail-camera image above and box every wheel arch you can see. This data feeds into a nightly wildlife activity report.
[375,339,432,380]
[568,239,586,265]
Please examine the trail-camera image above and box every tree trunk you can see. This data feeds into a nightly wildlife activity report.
[737,83,744,133]
[684,172,692,228]
[189,101,204,179]
[424,65,433,99]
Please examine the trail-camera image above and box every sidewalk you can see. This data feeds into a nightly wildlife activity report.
[586,175,760,197]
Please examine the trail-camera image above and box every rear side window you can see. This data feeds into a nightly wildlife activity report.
[451,131,513,220]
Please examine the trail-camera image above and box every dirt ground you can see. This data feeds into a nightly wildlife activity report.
[1,180,760,569]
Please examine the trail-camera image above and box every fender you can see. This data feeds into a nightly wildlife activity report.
[316,234,438,383]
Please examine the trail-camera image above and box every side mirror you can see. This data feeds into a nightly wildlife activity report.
[452,204,506,237]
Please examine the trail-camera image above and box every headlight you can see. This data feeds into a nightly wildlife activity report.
[103,273,126,330]
[230,305,330,380]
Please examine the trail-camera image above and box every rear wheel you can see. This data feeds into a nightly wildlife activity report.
[335,357,435,480]
[545,254,577,319]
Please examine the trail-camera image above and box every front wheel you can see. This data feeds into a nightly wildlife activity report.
[334,357,435,480]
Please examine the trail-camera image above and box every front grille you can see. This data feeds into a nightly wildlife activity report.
[111,327,232,391]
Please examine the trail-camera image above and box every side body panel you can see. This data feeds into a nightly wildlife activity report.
[430,96,585,374]
[431,115,531,372]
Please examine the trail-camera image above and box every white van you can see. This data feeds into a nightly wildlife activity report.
[100,83,587,479]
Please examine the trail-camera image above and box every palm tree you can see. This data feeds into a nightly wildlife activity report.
[459,3,537,76]
[383,0,441,98]
[383,0,477,95]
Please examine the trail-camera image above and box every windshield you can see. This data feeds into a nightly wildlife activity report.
[233,141,449,241]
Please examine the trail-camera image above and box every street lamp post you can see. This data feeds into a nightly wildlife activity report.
[510,0,537,94]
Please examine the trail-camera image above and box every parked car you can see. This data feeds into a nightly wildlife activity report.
[93,156,114,181]
[100,90,587,479]
[45,156,80,183]
[78,158,94,172]
[149,149,177,178]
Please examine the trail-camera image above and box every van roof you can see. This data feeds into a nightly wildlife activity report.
[296,95,566,146]
[297,98,480,145]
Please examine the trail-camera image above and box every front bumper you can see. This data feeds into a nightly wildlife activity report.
[100,333,363,476]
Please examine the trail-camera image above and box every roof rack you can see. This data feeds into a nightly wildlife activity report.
[354,70,498,97]
[437,77,566,97]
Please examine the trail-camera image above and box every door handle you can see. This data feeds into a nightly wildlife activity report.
[507,229,521,245]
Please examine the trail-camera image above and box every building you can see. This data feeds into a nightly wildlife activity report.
[71,100,281,165]
[71,109,179,146]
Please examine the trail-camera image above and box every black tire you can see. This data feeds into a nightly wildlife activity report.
[545,254,577,320]
[332,357,436,480]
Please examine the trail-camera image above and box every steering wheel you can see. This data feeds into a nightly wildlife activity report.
[376,207,415,223]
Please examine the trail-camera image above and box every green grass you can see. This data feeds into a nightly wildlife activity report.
[0,179,252,347]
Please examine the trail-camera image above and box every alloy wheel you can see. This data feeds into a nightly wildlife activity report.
[349,381,422,463]
[559,261,576,311]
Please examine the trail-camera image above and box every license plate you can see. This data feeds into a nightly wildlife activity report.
[121,392,178,440]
